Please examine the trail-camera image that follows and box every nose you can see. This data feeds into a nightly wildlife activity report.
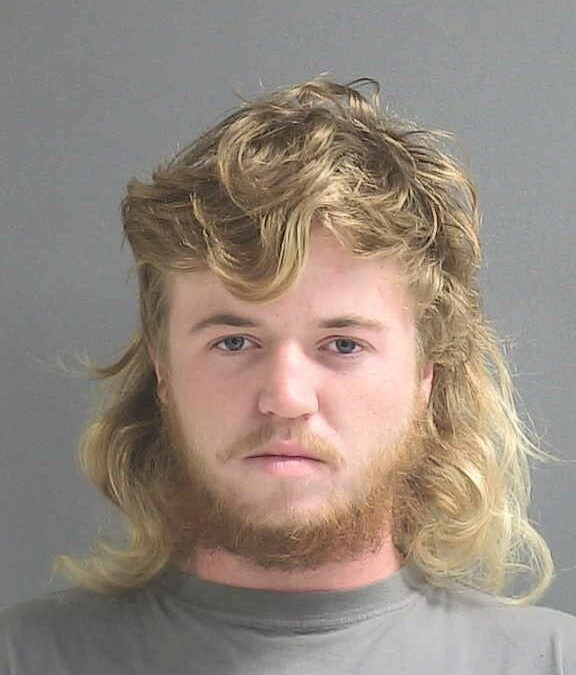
[257,342,319,420]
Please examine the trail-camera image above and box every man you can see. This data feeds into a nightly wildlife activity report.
[1,77,575,673]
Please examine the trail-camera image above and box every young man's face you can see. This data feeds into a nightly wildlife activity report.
[154,227,433,570]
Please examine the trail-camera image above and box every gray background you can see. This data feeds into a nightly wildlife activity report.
[1,0,575,613]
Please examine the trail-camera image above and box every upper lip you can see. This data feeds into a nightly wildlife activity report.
[247,441,324,462]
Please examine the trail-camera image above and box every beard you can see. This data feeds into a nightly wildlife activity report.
[160,389,428,574]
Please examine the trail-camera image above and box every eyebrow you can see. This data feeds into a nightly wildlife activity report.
[188,312,386,334]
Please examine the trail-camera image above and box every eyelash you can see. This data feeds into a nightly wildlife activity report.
[210,335,366,358]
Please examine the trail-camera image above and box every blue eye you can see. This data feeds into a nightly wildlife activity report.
[213,336,254,352]
[326,338,363,355]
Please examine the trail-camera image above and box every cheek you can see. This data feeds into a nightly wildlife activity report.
[351,361,419,431]
[328,367,416,442]
[169,366,250,441]
[363,382,415,426]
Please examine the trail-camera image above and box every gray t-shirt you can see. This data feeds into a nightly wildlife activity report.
[1,563,575,674]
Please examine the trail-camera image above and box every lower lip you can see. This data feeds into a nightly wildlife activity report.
[244,456,326,477]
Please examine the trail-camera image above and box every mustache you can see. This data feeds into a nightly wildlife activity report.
[224,422,343,466]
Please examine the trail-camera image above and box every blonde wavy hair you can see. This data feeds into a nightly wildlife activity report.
[53,76,556,605]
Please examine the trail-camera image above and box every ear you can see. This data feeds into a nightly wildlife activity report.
[419,362,434,406]
[147,343,168,406]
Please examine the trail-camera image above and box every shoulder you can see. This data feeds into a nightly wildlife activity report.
[0,580,163,630]
[421,582,576,669]
[0,588,115,643]
[0,586,152,672]
[444,583,576,625]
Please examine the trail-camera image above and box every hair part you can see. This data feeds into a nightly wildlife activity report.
[53,76,556,605]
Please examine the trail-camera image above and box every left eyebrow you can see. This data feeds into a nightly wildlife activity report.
[188,312,386,334]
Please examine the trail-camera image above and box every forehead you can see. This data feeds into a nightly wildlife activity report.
[165,235,414,333]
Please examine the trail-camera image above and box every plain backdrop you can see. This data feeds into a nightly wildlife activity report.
[1,0,575,613]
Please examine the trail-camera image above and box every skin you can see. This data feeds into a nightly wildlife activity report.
[150,227,433,592]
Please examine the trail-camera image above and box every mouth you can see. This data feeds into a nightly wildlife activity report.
[248,454,324,462]
[246,440,326,463]
[243,454,328,477]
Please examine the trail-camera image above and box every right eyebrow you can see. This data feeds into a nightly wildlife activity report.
[189,313,262,334]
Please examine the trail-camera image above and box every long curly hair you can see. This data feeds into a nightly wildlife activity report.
[53,76,556,605]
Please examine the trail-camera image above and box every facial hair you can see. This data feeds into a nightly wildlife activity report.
[161,390,428,573]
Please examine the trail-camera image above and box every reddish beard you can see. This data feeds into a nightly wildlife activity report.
[160,390,429,572]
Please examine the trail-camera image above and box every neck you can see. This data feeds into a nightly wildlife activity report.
[177,541,404,592]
